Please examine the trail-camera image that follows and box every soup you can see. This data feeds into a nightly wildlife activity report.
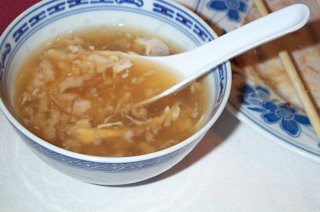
[14,27,209,157]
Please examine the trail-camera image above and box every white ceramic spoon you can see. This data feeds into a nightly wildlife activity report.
[102,4,310,106]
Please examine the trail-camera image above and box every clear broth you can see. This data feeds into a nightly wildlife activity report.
[14,27,209,157]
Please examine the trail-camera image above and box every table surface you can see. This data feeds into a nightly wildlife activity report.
[1,108,320,212]
[1,1,320,211]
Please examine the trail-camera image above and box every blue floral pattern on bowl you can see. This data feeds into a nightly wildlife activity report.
[207,0,249,22]
[238,84,311,137]
[19,130,191,173]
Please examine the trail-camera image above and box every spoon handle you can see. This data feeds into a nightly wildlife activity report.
[163,4,309,75]
[146,4,309,103]
[136,4,310,106]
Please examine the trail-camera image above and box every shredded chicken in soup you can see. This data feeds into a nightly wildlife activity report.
[14,27,209,156]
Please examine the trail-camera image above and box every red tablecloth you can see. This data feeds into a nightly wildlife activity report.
[0,0,39,34]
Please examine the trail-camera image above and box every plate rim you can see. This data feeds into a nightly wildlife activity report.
[227,98,320,163]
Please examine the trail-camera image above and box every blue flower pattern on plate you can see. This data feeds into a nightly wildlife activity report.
[207,0,248,22]
[238,84,270,106]
[238,84,311,137]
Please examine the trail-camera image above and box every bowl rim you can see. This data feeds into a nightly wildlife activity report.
[0,0,232,163]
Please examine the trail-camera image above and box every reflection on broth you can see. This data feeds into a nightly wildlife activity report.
[14,27,209,157]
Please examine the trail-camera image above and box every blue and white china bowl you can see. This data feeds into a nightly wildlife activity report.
[0,0,231,185]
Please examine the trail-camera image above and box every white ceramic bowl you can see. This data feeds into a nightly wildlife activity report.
[0,0,231,185]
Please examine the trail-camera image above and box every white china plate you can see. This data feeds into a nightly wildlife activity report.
[227,74,320,162]
[177,0,320,162]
